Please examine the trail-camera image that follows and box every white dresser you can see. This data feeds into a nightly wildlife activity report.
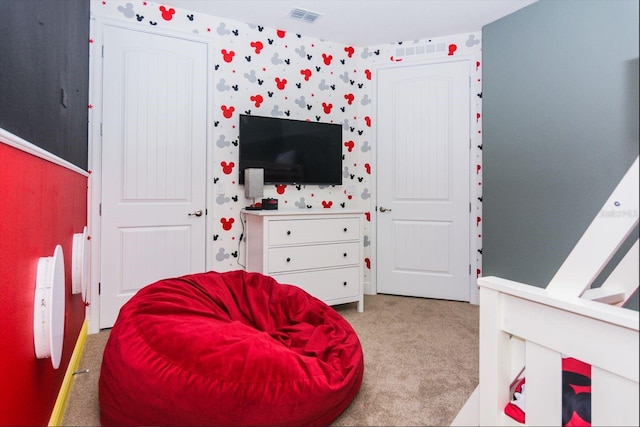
[243,209,364,312]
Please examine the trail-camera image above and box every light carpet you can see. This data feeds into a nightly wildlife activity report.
[62,294,479,426]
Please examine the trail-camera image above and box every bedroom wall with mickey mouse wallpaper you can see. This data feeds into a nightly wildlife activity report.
[0,1,483,424]
[92,0,484,287]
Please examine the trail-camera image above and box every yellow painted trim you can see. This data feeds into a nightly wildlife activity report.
[48,320,88,426]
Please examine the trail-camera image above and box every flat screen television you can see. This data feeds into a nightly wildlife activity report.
[238,114,343,185]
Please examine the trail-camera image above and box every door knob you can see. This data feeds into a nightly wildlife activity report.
[188,209,203,217]
[379,206,392,212]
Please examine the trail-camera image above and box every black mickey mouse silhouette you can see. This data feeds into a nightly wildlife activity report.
[562,370,591,426]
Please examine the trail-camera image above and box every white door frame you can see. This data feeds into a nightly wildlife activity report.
[87,17,215,333]
[370,56,480,305]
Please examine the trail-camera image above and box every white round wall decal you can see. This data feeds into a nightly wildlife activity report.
[72,226,89,301]
[33,245,65,369]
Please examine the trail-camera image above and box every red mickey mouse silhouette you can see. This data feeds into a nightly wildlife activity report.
[344,140,355,152]
[322,53,333,65]
[300,69,312,81]
[448,44,457,56]
[250,41,264,54]
[344,46,355,58]
[365,163,371,174]
[344,189,352,200]
[321,201,333,208]
[477,216,482,226]
[220,161,235,175]
[275,77,288,90]
[250,94,264,108]
[322,102,333,114]
[276,185,286,194]
[221,105,235,118]
[477,164,481,174]
[365,69,372,80]
[221,49,235,63]
[364,116,371,127]
[159,5,175,21]
[276,30,286,38]
[365,212,371,222]
[365,258,371,269]
[220,217,235,231]
[344,93,354,105]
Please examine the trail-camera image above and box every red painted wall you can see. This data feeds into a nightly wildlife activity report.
[0,142,87,425]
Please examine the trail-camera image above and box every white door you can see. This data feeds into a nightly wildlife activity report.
[376,60,470,301]
[99,25,208,328]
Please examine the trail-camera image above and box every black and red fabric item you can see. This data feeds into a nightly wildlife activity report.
[99,270,364,426]
[562,357,591,426]
[504,357,591,426]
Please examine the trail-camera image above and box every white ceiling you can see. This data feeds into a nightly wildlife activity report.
[160,0,537,46]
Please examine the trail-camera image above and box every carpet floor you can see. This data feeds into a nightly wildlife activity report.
[62,293,479,426]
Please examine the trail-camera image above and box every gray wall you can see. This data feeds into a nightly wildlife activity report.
[482,0,638,300]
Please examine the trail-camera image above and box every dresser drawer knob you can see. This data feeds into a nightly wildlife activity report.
[343,253,347,257]
[286,230,291,235]
[343,281,348,286]
[343,227,348,232]
[286,257,291,263]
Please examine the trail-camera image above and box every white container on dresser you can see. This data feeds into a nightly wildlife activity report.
[243,208,364,312]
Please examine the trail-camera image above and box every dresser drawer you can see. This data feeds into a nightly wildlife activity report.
[268,242,360,273]
[274,267,360,301]
[268,218,360,245]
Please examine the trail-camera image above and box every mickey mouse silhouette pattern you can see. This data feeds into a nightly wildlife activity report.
[97,0,484,273]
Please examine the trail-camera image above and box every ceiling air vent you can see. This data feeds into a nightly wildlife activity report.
[289,8,321,23]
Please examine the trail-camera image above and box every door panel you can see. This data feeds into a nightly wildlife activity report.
[99,25,208,328]
[377,60,470,301]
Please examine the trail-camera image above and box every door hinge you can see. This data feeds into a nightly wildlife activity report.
[469,202,471,213]
[98,282,101,295]
[469,264,472,275]
[101,45,104,58]
[99,203,102,216]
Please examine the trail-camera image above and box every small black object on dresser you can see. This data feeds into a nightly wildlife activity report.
[262,198,278,210]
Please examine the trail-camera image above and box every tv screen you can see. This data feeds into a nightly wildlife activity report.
[238,114,343,185]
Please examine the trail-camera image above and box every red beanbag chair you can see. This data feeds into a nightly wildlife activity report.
[99,270,364,426]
